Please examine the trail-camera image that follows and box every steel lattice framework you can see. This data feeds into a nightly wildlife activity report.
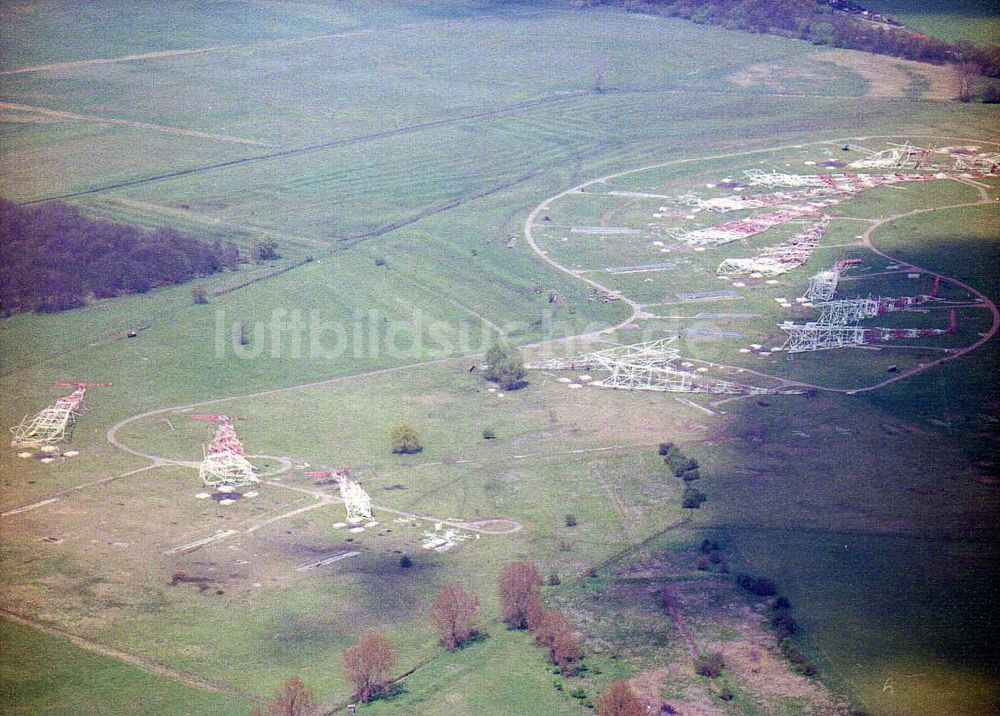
[340,478,373,523]
[664,201,838,247]
[743,169,938,193]
[848,142,934,170]
[305,469,373,522]
[817,286,938,325]
[528,339,769,395]
[803,258,861,302]
[780,322,867,352]
[192,415,258,488]
[717,217,829,277]
[10,382,111,448]
[781,306,955,353]
[743,170,830,188]
[949,151,1000,174]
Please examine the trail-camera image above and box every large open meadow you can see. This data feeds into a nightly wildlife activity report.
[1,2,998,715]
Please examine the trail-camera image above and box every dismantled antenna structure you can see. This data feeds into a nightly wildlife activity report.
[781,310,956,352]
[847,142,934,170]
[527,338,769,394]
[192,415,258,488]
[816,280,939,325]
[803,258,862,302]
[10,382,112,448]
[305,469,373,523]
[717,217,829,277]
[663,201,837,247]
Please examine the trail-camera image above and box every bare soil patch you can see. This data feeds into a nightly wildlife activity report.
[816,49,956,100]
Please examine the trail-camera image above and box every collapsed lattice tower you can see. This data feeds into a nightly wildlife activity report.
[306,469,373,523]
[10,382,112,449]
[527,338,770,395]
[803,258,861,302]
[781,308,955,353]
[340,478,373,523]
[717,217,829,277]
[192,415,258,488]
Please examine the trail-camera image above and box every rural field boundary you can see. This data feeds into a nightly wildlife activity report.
[0,608,264,705]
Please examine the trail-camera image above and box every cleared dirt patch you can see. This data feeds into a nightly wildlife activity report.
[728,59,833,93]
[817,49,956,100]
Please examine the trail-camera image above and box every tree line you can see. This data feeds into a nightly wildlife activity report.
[251,561,646,715]
[0,199,251,315]
[584,0,1000,79]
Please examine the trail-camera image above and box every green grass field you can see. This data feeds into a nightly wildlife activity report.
[0,619,252,716]
[860,0,1000,44]
[1,2,998,715]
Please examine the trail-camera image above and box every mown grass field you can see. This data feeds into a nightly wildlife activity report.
[1,2,998,715]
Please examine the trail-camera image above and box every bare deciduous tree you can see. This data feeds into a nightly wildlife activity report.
[596,680,645,716]
[430,583,480,650]
[252,676,319,716]
[499,561,543,630]
[534,609,581,674]
[343,633,397,703]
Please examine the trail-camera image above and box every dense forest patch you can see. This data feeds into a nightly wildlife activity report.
[0,199,230,315]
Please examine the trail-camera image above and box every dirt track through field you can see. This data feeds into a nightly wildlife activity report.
[0,102,273,147]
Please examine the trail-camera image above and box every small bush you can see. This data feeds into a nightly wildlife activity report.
[548,572,561,586]
[570,687,587,700]
[696,558,710,571]
[553,680,563,691]
[399,555,412,569]
[718,687,734,701]
[564,513,577,527]
[700,539,720,553]
[374,256,387,267]
[482,427,497,440]
[695,651,724,678]
[682,486,707,509]
[736,573,777,596]
[253,240,281,261]
[769,611,797,640]
[665,451,688,474]
[779,639,818,676]
[390,424,422,454]
[658,442,675,456]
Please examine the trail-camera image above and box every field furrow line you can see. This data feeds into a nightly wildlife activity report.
[0,102,273,147]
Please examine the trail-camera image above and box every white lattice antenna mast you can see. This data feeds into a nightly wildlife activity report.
[717,217,829,277]
[192,415,258,488]
[781,307,955,353]
[528,339,770,395]
[340,477,373,523]
[848,142,933,170]
[10,382,112,449]
[803,258,861,302]
[780,322,867,352]
[816,284,939,325]
[664,202,837,247]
